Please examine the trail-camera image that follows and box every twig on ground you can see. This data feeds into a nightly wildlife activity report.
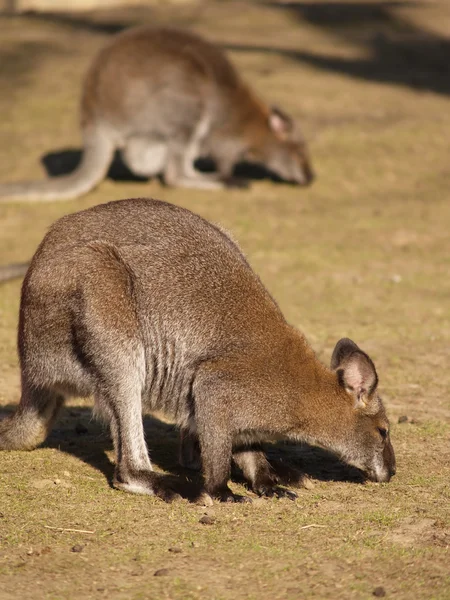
[44,526,95,534]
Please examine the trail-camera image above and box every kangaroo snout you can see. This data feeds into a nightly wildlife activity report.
[366,442,396,483]
[300,164,315,186]
[367,468,394,483]
[293,172,314,187]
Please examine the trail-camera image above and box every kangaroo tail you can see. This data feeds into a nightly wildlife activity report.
[0,262,29,283]
[0,127,114,203]
[0,410,41,450]
[0,389,64,450]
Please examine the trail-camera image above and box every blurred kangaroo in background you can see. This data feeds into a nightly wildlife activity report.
[0,198,394,503]
[0,27,314,202]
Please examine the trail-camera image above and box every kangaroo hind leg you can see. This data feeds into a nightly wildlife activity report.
[99,384,179,502]
[79,242,179,502]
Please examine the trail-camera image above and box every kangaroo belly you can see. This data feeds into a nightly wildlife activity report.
[123,138,168,177]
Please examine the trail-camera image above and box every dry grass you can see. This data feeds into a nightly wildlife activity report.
[0,1,449,598]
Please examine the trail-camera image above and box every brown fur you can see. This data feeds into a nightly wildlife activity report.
[0,198,394,503]
[0,27,313,202]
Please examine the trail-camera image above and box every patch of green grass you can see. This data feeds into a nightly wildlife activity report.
[416,421,450,438]
[364,510,397,527]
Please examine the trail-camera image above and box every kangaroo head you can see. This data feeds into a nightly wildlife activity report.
[257,106,314,186]
[331,338,396,483]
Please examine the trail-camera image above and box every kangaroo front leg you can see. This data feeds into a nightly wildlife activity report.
[194,369,253,503]
[190,413,245,502]
[233,447,297,500]
[179,428,202,471]
[194,407,251,503]
[164,154,226,190]
[198,429,251,503]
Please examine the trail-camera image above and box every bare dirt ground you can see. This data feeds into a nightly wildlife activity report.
[0,1,449,598]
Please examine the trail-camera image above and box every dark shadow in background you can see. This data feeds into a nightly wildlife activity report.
[0,41,65,94]
[42,149,284,185]
[231,1,450,95]
[42,149,147,183]
[18,8,129,34]
[0,404,364,501]
[10,1,449,96]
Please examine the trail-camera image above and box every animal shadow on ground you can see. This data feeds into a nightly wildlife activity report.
[42,149,288,187]
[8,1,450,97]
[0,404,365,502]
[0,41,69,95]
[8,8,132,35]
[230,1,450,96]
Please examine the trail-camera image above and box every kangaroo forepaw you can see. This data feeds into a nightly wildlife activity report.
[207,486,252,504]
[179,455,202,471]
[255,484,298,501]
[224,176,250,189]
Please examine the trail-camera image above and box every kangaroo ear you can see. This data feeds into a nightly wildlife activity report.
[331,338,379,411]
[269,106,293,137]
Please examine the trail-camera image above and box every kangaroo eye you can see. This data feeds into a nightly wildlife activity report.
[378,428,388,440]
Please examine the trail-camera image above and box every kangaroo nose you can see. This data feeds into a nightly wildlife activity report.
[303,165,315,186]
[390,465,396,477]
[305,172,315,185]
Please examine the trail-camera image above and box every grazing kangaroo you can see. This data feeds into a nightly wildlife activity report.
[0,27,313,202]
[0,198,395,502]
